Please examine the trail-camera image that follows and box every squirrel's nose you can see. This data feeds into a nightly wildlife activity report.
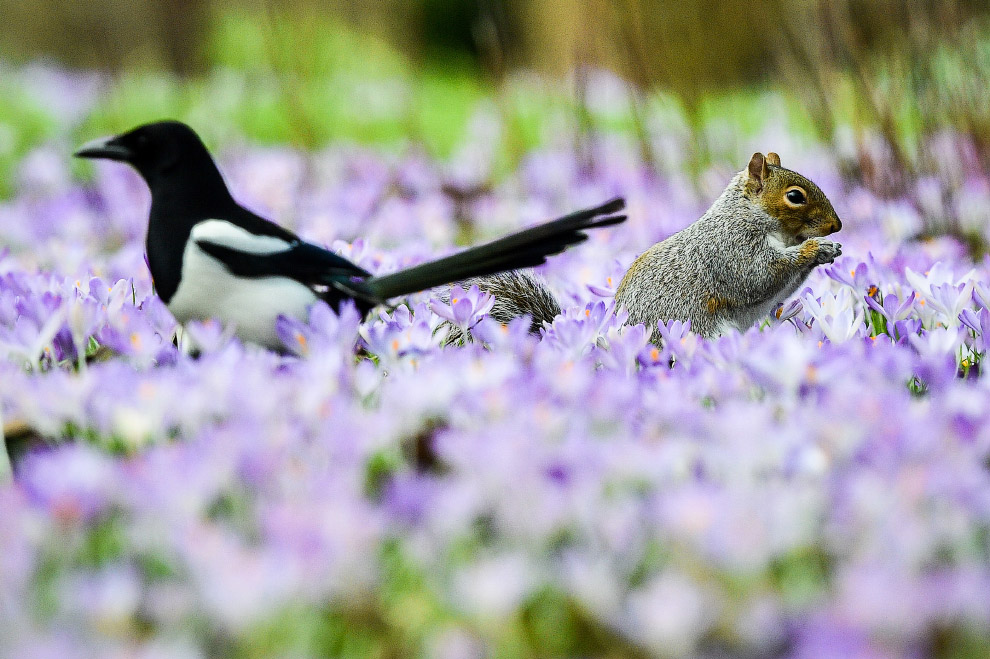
[834,218,843,232]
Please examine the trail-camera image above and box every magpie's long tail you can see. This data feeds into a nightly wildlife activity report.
[357,197,626,302]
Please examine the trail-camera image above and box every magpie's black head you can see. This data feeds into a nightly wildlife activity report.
[74,121,219,189]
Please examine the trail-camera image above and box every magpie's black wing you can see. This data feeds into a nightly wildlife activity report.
[195,238,379,305]
[193,203,380,303]
[363,197,626,300]
[195,238,368,278]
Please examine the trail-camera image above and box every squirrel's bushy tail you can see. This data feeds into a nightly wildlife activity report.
[442,271,562,343]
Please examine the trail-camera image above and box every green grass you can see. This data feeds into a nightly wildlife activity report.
[0,80,60,197]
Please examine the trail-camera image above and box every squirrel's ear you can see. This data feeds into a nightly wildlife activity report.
[766,152,781,167]
[747,152,766,193]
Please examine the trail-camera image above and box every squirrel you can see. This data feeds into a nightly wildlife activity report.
[445,152,842,342]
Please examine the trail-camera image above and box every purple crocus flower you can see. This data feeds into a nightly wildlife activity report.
[772,298,804,324]
[802,290,865,343]
[470,315,536,350]
[824,260,873,292]
[926,280,976,328]
[597,323,650,376]
[0,307,65,370]
[275,300,362,358]
[586,259,628,298]
[864,291,916,325]
[360,304,440,367]
[18,444,117,523]
[430,285,495,334]
[959,307,990,352]
[973,281,990,310]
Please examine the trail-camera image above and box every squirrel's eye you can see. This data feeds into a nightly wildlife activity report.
[785,189,806,205]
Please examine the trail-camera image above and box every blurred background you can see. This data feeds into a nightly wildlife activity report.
[2,0,990,249]
[3,1,987,94]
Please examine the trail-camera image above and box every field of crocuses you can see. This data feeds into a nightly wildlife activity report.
[2,62,990,658]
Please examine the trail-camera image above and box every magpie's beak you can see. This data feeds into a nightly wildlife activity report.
[74,135,133,162]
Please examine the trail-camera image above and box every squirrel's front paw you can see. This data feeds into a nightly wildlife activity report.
[812,238,842,265]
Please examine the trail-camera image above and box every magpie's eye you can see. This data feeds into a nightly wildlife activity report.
[785,188,807,205]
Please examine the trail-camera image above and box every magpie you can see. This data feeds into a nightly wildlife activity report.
[74,121,626,349]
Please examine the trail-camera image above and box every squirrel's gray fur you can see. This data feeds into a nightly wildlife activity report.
[615,158,842,338]
[441,271,561,343]
[444,152,842,343]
